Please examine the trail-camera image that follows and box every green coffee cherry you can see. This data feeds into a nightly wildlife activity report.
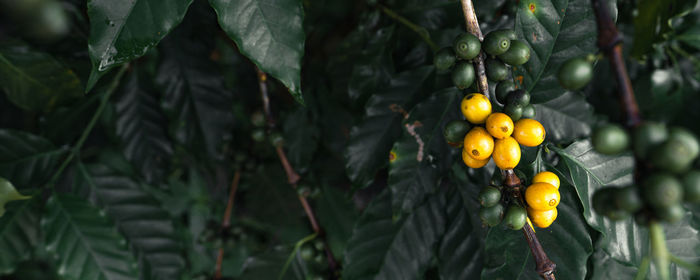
[479,203,504,227]
[592,124,629,155]
[491,29,518,40]
[633,122,668,159]
[269,132,284,147]
[667,127,699,160]
[682,170,700,203]
[614,186,643,213]
[453,33,481,60]
[251,111,265,127]
[643,173,684,208]
[498,40,530,65]
[452,62,475,89]
[557,57,593,90]
[655,203,685,223]
[300,244,315,261]
[495,81,516,104]
[504,205,527,230]
[478,186,502,207]
[483,31,511,56]
[251,128,266,142]
[444,120,471,145]
[522,104,536,119]
[434,47,457,74]
[651,139,695,173]
[505,89,530,107]
[485,58,509,81]
[504,103,523,122]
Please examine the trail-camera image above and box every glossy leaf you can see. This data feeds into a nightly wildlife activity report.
[0,130,66,189]
[388,88,461,214]
[481,181,594,279]
[42,194,140,280]
[210,0,305,103]
[437,188,482,280]
[533,91,595,143]
[0,43,82,112]
[345,66,434,188]
[113,69,173,183]
[0,179,30,217]
[86,0,193,89]
[0,198,40,274]
[513,0,598,103]
[631,0,698,57]
[316,185,358,259]
[74,163,185,280]
[156,33,234,161]
[342,190,446,280]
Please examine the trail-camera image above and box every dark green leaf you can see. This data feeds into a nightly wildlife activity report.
[342,189,447,280]
[240,245,304,280]
[74,163,185,280]
[0,130,66,189]
[0,43,82,112]
[42,194,140,280]
[631,0,698,57]
[437,188,482,280]
[0,198,40,274]
[113,69,173,183]
[86,0,193,89]
[42,93,101,144]
[283,107,320,171]
[316,185,358,259]
[210,0,305,103]
[533,91,595,143]
[346,27,396,103]
[345,66,434,188]
[388,88,461,213]
[676,24,700,49]
[514,0,598,103]
[481,183,594,279]
[156,33,234,161]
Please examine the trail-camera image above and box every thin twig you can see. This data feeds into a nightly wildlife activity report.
[46,64,130,188]
[215,169,241,279]
[591,0,641,127]
[669,254,700,274]
[377,4,439,52]
[459,0,489,97]
[504,170,557,280]
[255,67,340,276]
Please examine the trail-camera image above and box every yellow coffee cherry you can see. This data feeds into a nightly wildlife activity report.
[527,207,558,228]
[513,119,546,147]
[461,93,492,124]
[532,171,560,189]
[525,182,560,211]
[486,112,514,139]
[462,147,490,168]
[492,136,521,169]
[463,127,494,160]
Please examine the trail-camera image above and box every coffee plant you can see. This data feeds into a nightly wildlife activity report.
[0,0,699,279]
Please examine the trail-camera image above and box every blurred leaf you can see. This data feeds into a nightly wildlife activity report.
[514,0,598,103]
[42,194,140,280]
[631,0,698,57]
[345,66,434,188]
[316,185,359,259]
[74,163,185,280]
[0,43,82,112]
[481,180,594,279]
[533,91,595,143]
[0,198,40,274]
[283,107,320,171]
[86,0,193,89]
[388,88,460,214]
[676,24,700,49]
[240,245,305,280]
[342,189,447,279]
[437,188,482,280]
[156,32,234,161]
[42,93,101,144]
[346,27,396,103]
[113,69,173,183]
[210,0,305,103]
[551,140,700,279]
[0,178,30,217]
[0,130,66,189]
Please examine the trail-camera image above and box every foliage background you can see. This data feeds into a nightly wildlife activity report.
[0,0,699,279]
